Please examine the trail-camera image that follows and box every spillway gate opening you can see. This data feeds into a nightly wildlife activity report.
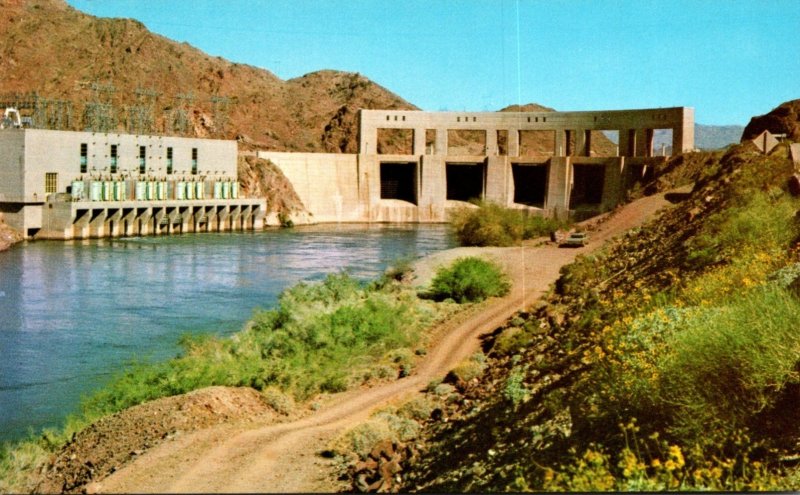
[380,162,417,204]
[569,164,605,209]
[512,163,548,207]
[446,162,485,202]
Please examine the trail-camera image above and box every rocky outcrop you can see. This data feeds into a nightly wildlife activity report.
[0,214,22,251]
[237,155,312,226]
[742,99,800,143]
[349,439,421,493]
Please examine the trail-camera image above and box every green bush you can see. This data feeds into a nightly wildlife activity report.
[79,272,441,421]
[425,257,510,303]
[450,352,488,382]
[450,201,567,247]
[261,387,295,415]
[656,286,800,443]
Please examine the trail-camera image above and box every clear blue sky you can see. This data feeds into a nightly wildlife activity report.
[67,0,799,125]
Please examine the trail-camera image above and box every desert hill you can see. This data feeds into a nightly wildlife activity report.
[0,0,621,157]
[396,105,800,491]
[742,99,800,142]
[0,0,415,151]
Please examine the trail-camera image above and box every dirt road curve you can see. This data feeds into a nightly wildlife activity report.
[91,193,673,493]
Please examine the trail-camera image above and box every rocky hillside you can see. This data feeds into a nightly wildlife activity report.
[0,0,415,151]
[743,99,800,142]
[237,155,311,225]
[396,139,800,491]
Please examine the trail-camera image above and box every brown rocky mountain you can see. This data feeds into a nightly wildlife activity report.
[0,0,617,233]
[742,99,800,142]
[501,103,616,156]
[0,0,415,151]
[1,0,618,157]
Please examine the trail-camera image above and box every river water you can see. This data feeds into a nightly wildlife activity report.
[0,224,454,443]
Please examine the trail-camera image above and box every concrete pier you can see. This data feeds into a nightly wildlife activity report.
[39,196,265,240]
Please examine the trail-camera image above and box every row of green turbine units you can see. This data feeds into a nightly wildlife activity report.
[70,178,240,202]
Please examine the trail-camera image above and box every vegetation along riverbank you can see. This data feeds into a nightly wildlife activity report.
[398,142,800,491]
[5,142,800,493]
[0,254,509,493]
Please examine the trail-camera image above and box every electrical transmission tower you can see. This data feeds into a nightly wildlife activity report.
[82,82,118,132]
[34,96,73,130]
[210,95,231,137]
[127,87,159,134]
[170,92,195,136]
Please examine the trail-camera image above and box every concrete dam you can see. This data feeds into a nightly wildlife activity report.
[261,107,694,223]
[0,106,694,238]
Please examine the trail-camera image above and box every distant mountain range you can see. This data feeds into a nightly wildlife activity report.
[666,124,745,151]
[604,125,744,153]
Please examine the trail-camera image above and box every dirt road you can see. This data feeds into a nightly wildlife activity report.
[90,193,672,493]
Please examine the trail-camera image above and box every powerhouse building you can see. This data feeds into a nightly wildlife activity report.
[0,128,265,239]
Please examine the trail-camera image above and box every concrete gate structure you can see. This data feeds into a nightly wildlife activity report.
[260,106,694,222]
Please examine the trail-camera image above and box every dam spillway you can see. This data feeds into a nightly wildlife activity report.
[260,107,694,223]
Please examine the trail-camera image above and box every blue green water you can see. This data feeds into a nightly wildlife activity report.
[0,224,454,443]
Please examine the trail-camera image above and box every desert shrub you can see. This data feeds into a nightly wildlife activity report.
[372,411,421,442]
[374,255,415,288]
[450,201,567,247]
[261,387,295,415]
[425,257,510,303]
[767,262,800,289]
[330,410,421,459]
[656,286,800,443]
[0,439,50,494]
[504,368,530,406]
[492,326,535,357]
[333,419,394,458]
[450,352,487,382]
[397,397,436,422]
[432,383,456,396]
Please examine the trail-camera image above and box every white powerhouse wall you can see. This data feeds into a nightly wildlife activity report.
[259,152,364,222]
